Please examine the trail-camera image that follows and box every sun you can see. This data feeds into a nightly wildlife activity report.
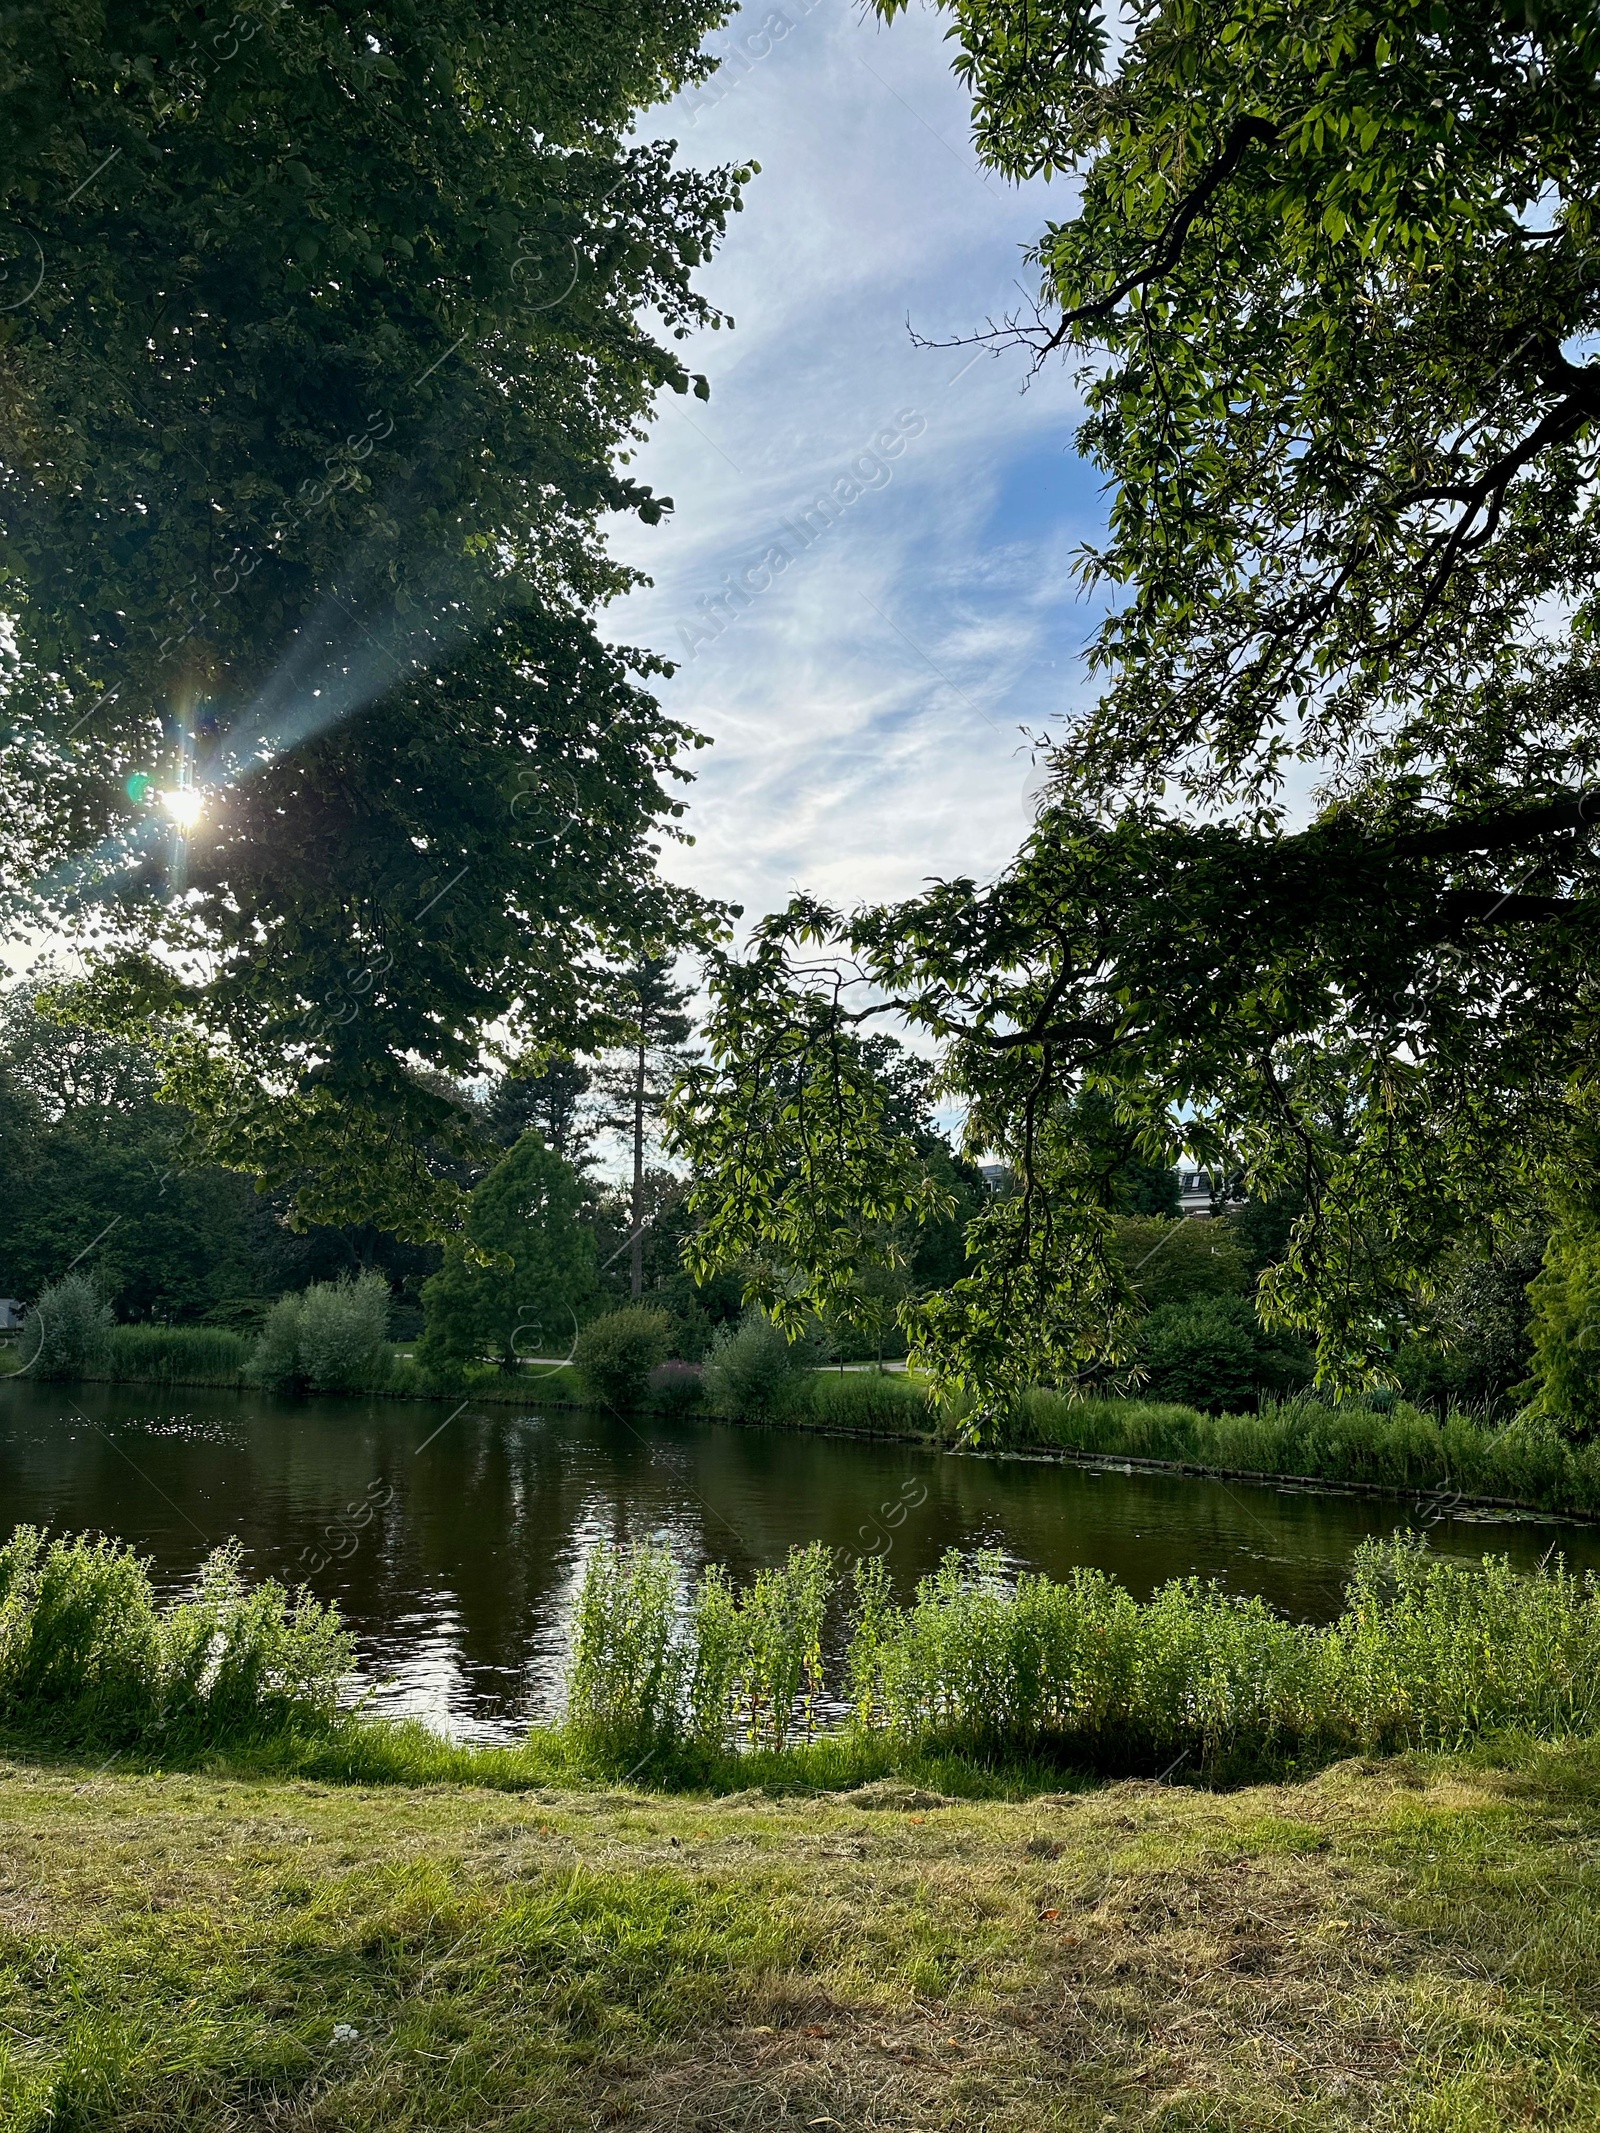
[160,787,204,831]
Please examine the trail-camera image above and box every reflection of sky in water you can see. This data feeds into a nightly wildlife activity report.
[5,1381,1600,1745]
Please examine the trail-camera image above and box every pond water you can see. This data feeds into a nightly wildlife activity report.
[3,1379,1598,1744]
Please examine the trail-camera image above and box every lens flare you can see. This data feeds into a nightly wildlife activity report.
[160,788,204,830]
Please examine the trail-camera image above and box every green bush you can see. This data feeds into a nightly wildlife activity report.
[999,1388,1600,1517]
[647,1360,704,1416]
[15,1272,113,1380]
[248,1273,391,1395]
[0,1527,353,1751]
[107,1325,249,1386]
[1112,1215,1250,1307]
[1135,1294,1312,1411]
[701,1312,801,1424]
[564,1542,683,1759]
[573,1306,673,1410]
[1526,1214,1600,1432]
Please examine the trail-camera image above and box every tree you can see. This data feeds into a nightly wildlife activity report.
[483,1056,593,1166]
[417,1130,595,1375]
[0,0,746,1235]
[591,958,695,1299]
[677,0,1600,1408]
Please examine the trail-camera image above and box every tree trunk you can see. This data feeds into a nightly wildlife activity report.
[630,1036,646,1300]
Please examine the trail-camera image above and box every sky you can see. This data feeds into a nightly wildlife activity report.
[606,0,1106,932]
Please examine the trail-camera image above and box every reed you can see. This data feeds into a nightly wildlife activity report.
[1011,1389,1600,1515]
[106,1324,250,1386]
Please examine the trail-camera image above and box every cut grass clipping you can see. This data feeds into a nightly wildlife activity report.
[4,1741,1600,2128]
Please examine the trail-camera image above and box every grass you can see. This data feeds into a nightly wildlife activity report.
[3,1735,1600,2128]
[1000,1388,1600,1518]
[104,1325,250,1387]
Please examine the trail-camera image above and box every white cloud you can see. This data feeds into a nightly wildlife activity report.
[610,0,1105,926]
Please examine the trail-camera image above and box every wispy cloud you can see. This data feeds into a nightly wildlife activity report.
[612,0,1104,923]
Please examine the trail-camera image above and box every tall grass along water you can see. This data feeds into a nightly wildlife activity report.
[7,1525,1600,1779]
[0,1528,353,1752]
[563,1533,1600,1779]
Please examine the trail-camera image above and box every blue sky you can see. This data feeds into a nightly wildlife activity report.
[608,0,1107,928]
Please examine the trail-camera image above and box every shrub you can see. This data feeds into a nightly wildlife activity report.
[647,1359,704,1416]
[107,1325,249,1386]
[701,1312,801,1424]
[1526,1214,1600,1432]
[1135,1294,1312,1412]
[560,1535,1600,1777]
[248,1273,391,1395]
[574,1307,673,1410]
[15,1272,113,1380]
[1112,1216,1250,1308]
[0,1527,353,1751]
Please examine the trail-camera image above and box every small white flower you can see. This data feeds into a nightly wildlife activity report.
[331,2024,359,2046]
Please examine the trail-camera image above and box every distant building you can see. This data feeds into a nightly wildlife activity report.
[1174,1168,1243,1219]
[0,1300,22,1331]
[978,1162,1010,1193]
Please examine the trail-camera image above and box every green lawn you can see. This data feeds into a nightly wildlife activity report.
[2,1741,1598,2129]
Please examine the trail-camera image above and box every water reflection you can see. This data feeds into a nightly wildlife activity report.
[3,1379,1596,1743]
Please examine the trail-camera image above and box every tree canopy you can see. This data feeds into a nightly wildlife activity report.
[0,0,745,1235]
[675,0,1600,1407]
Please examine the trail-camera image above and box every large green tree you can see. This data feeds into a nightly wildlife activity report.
[0,0,744,1234]
[417,1130,596,1374]
[676,0,1600,1406]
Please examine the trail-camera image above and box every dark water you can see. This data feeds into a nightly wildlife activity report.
[2,1379,1597,1744]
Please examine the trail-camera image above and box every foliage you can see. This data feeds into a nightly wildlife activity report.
[687,1544,830,1754]
[563,1542,683,1758]
[591,958,696,1301]
[566,1533,1600,1777]
[0,1527,352,1750]
[677,0,1600,1412]
[1526,1213,1600,1433]
[0,983,441,1326]
[417,1132,595,1378]
[574,1306,673,1410]
[249,1272,391,1395]
[646,1359,704,1416]
[1,0,748,1235]
[669,1018,958,1342]
[483,1055,594,1165]
[806,1369,935,1435]
[1007,1388,1600,1515]
[699,1311,803,1424]
[1135,1294,1313,1413]
[16,1270,113,1380]
[1400,1230,1547,1410]
[106,1324,249,1386]
[1113,1217,1249,1311]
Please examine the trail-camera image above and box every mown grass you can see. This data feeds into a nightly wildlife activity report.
[3,1736,1600,2129]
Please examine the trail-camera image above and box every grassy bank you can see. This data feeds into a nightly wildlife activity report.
[1001,1388,1600,1517]
[4,1737,1600,2130]
[14,1525,1600,1785]
[5,1531,1600,2124]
